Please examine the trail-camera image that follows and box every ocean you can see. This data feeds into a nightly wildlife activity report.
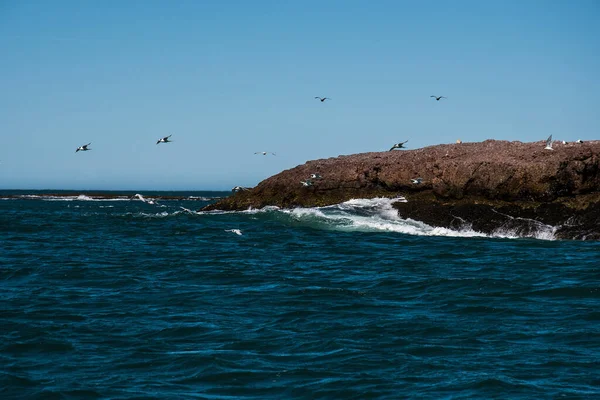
[1,190,598,399]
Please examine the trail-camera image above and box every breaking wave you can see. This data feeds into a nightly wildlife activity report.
[46,194,556,240]
[278,198,488,238]
[196,197,557,240]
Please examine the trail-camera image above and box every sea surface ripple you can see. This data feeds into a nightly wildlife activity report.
[1,190,598,399]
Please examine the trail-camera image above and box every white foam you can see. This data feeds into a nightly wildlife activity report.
[112,195,557,240]
[277,198,485,237]
[488,209,557,240]
[491,225,556,241]
[16,194,130,202]
[187,196,222,201]
[225,197,556,240]
[131,211,171,218]
[244,205,281,214]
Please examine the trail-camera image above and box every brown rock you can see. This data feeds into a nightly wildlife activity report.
[204,140,600,240]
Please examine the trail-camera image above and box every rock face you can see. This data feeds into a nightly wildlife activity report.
[205,140,600,240]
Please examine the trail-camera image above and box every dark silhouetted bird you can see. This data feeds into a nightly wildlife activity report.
[156,135,172,144]
[76,143,91,152]
[389,140,408,151]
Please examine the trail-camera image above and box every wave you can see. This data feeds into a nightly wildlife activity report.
[279,198,490,238]
[67,196,555,240]
[187,196,223,201]
[1,194,219,202]
[187,197,557,240]
[4,194,132,202]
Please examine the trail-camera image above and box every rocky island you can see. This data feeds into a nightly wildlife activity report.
[205,140,600,240]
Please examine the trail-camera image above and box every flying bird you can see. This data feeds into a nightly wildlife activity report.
[315,97,330,102]
[225,229,243,236]
[544,135,554,150]
[430,95,447,101]
[411,178,423,184]
[156,135,172,144]
[76,143,91,152]
[301,180,313,187]
[132,193,158,205]
[310,173,322,179]
[389,140,408,151]
[254,151,276,156]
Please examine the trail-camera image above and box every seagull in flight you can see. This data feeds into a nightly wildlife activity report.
[315,97,330,102]
[430,95,447,101]
[255,151,276,156]
[411,178,423,184]
[544,135,554,150]
[301,180,313,187]
[389,140,408,151]
[76,143,91,152]
[225,229,243,236]
[133,193,160,205]
[156,135,172,145]
[310,173,322,179]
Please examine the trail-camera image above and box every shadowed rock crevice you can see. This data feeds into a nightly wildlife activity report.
[204,140,600,240]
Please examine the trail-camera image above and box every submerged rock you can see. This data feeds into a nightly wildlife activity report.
[204,140,600,240]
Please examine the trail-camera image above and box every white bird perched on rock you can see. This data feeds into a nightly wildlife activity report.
[389,140,408,151]
[544,135,554,150]
[576,139,584,144]
[76,143,91,152]
[156,135,172,144]
[411,178,423,184]
[255,151,276,156]
[232,186,249,192]
[562,140,568,145]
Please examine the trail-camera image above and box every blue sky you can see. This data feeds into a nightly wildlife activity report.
[0,0,598,190]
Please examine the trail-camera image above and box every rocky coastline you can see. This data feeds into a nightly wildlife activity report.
[204,140,600,240]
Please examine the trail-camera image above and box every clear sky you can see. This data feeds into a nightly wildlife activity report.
[0,0,598,190]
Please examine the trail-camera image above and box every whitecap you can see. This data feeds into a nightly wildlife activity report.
[197,197,557,240]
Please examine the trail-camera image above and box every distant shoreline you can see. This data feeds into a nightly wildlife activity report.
[0,191,228,201]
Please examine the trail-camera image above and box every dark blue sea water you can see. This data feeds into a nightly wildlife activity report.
[1,190,599,399]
